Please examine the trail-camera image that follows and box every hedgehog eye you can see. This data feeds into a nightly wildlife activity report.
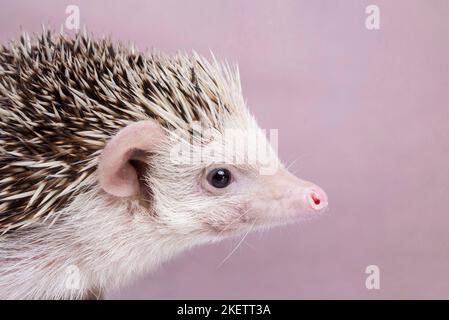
[207,168,232,189]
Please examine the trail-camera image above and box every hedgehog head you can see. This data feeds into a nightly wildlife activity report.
[97,57,328,240]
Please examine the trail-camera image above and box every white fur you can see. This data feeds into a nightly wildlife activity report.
[0,184,220,299]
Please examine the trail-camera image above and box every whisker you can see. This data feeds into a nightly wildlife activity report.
[216,208,251,238]
[217,221,255,268]
[285,153,312,175]
[286,157,299,171]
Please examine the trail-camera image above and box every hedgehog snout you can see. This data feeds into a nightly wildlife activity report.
[257,169,328,217]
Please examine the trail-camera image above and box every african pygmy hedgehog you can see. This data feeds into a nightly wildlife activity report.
[0,30,328,299]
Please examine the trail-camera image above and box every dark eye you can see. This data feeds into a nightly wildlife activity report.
[207,168,232,189]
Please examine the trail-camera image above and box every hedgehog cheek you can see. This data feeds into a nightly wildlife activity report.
[98,120,165,198]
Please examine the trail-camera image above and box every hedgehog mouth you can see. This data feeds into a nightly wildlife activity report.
[209,212,316,237]
[207,200,328,237]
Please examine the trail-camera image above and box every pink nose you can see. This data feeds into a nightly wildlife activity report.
[306,187,328,211]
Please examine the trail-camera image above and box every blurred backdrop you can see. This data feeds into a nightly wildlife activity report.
[1,0,448,299]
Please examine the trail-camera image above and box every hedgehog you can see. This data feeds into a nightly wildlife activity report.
[0,29,328,299]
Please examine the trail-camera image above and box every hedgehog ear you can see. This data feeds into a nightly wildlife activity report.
[98,120,165,197]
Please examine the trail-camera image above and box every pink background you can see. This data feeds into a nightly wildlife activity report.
[1,0,448,299]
